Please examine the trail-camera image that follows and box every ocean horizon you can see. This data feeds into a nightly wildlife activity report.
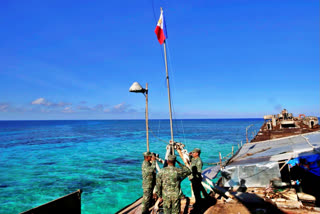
[0,119,263,213]
[0,118,262,121]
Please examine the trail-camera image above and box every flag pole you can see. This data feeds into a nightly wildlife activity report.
[161,8,174,155]
[145,83,149,152]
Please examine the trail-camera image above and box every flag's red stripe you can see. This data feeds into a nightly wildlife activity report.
[155,26,165,44]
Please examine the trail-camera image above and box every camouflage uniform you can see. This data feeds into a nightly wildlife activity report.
[141,153,156,214]
[188,148,204,208]
[188,155,203,181]
[156,155,191,214]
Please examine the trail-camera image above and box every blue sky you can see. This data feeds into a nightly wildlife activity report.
[0,0,319,120]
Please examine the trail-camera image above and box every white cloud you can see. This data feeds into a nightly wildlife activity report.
[110,103,136,113]
[31,98,71,107]
[62,106,74,113]
[0,104,9,112]
[31,98,47,105]
[114,103,124,110]
[75,103,132,113]
[1,100,136,116]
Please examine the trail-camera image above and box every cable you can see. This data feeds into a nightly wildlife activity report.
[165,33,187,145]
[150,0,166,74]
[149,127,169,144]
[150,2,187,145]
[150,0,157,22]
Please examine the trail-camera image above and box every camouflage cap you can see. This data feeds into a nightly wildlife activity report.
[143,151,152,157]
[191,148,201,153]
[167,154,176,161]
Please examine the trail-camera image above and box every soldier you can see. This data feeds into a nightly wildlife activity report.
[141,151,157,214]
[155,154,191,214]
[189,148,205,209]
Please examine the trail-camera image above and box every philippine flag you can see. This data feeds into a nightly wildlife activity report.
[154,10,167,45]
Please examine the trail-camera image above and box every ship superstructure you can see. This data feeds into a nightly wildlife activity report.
[251,109,319,142]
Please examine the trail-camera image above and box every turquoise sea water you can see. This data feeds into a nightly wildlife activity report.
[0,119,263,214]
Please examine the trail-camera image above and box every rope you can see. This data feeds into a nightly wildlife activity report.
[279,159,291,172]
[164,26,187,145]
[149,127,169,144]
[180,120,187,144]
[150,5,188,150]
[150,0,157,22]
[302,135,315,150]
[207,147,240,165]
[157,120,161,140]
[175,142,190,166]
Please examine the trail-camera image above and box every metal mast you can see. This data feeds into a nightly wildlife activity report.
[161,8,174,155]
[163,40,174,154]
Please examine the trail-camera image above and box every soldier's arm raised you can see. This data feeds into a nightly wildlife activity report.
[142,161,156,179]
[147,161,157,173]
[178,164,191,180]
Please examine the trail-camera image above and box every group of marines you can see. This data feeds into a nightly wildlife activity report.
[141,148,204,214]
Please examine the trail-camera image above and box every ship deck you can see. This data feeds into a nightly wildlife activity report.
[116,187,320,214]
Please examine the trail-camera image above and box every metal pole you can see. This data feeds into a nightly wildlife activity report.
[145,83,149,152]
[246,128,248,144]
[163,40,174,154]
[219,152,222,168]
[246,124,253,144]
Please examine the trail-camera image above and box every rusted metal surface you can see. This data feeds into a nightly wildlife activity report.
[116,197,142,214]
[251,110,319,143]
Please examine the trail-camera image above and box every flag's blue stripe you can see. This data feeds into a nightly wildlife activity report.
[163,15,168,39]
